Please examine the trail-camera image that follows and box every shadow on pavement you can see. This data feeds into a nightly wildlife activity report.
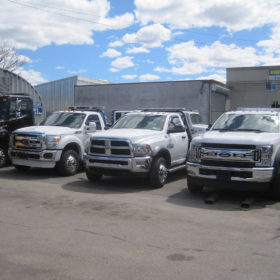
[166,187,279,211]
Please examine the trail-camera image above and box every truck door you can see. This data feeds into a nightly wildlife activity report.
[167,115,188,165]
[83,113,103,145]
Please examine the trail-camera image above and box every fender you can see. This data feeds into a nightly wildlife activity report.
[58,135,84,159]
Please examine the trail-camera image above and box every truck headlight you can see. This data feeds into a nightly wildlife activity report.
[188,143,201,163]
[45,135,61,149]
[256,145,273,167]
[133,144,152,157]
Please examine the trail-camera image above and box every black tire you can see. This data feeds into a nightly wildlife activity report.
[187,177,203,194]
[0,146,7,168]
[57,149,79,176]
[86,168,102,182]
[14,165,30,172]
[149,157,168,188]
[270,165,280,200]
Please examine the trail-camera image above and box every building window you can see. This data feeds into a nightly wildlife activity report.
[266,81,277,91]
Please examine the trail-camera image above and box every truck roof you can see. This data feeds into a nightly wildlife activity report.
[228,108,280,115]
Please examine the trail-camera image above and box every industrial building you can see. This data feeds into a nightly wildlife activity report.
[35,76,109,116]
[75,80,230,124]
[0,68,43,124]
[227,65,280,109]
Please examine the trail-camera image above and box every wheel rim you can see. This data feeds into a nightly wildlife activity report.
[158,162,168,184]
[66,154,77,172]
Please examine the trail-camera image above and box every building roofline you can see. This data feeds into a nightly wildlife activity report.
[227,65,280,71]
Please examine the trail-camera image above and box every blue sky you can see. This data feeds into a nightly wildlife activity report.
[1,0,280,85]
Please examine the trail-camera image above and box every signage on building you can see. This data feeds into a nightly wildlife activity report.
[269,69,280,81]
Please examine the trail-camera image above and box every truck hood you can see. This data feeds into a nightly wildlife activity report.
[13,126,79,135]
[92,128,162,143]
[193,130,280,146]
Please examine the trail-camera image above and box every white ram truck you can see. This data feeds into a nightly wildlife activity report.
[187,108,280,199]
[9,107,108,176]
[84,109,192,188]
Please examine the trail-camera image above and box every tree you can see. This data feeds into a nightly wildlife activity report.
[0,41,28,72]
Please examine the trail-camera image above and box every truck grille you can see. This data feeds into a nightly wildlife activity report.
[13,133,42,150]
[199,143,259,167]
[90,138,132,157]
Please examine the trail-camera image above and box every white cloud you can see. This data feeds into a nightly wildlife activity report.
[122,24,171,47]
[140,74,160,81]
[100,48,121,58]
[67,69,87,74]
[110,68,119,72]
[0,0,134,50]
[56,66,64,70]
[122,74,137,80]
[109,40,124,47]
[126,47,150,54]
[15,68,47,85]
[155,41,265,75]
[111,56,134,69]
[134,0,280,31]
[196,74,226,83]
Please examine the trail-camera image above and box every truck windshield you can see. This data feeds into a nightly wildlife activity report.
[113,114,166,131]
[0,97,8,120]
[190,114,203,125]
[41,112,86,128]
[212,113,279,133]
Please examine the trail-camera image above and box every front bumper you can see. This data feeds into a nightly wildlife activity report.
[85,154,152,173]
[187,162,274,182]
[9,149,62,168]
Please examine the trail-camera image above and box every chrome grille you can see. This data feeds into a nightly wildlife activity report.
[90,138,132,157]
[13,133,42,150]
[199,144,260,167]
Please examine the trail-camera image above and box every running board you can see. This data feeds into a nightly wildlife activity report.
[168,164,186,173]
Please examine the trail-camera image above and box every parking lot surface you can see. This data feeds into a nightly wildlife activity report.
[0,166,280,280]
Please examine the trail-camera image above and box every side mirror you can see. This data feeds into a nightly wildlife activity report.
[86,121,97,133]
[105,124,111,130]
[206,124,212,131]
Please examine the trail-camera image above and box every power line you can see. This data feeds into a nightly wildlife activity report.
[6,0,260,46]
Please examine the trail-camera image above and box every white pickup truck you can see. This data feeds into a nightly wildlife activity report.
[187,108,280,199]
[84,109,192,188]
[9,107,108,176]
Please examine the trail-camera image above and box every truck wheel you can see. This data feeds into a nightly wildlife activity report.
[0,146,7,168]
[86,168,102,182]
[14,165,30,172]
[57,149,79,176]
[149,157,168,188]
[270,165,280,200]
[187,178,203,193]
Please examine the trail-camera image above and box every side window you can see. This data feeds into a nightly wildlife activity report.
[20,99,28,115]
[168,115,184,130]
[85,114,102,130]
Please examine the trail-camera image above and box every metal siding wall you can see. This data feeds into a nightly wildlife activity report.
[75,81,212,124]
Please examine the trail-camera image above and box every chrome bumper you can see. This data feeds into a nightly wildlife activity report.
[186,162,274,183]
[85,154,152,173]
[9,149,62,168]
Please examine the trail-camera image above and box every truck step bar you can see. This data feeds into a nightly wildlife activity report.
[168,164,186,173]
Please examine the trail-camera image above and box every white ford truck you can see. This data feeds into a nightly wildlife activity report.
[9,107,109,176]
[186,108,280,199]
[84,109,192,188]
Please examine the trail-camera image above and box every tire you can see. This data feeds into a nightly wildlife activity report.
[57,149,79,176]
[149,157,168,188]
[14,165,30,172]
[187,177,203,194]
[0,146,7,168]
[270,165,280,200]
[86,168,102,182]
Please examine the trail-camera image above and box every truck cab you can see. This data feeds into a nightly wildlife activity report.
[0,93,34,167]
